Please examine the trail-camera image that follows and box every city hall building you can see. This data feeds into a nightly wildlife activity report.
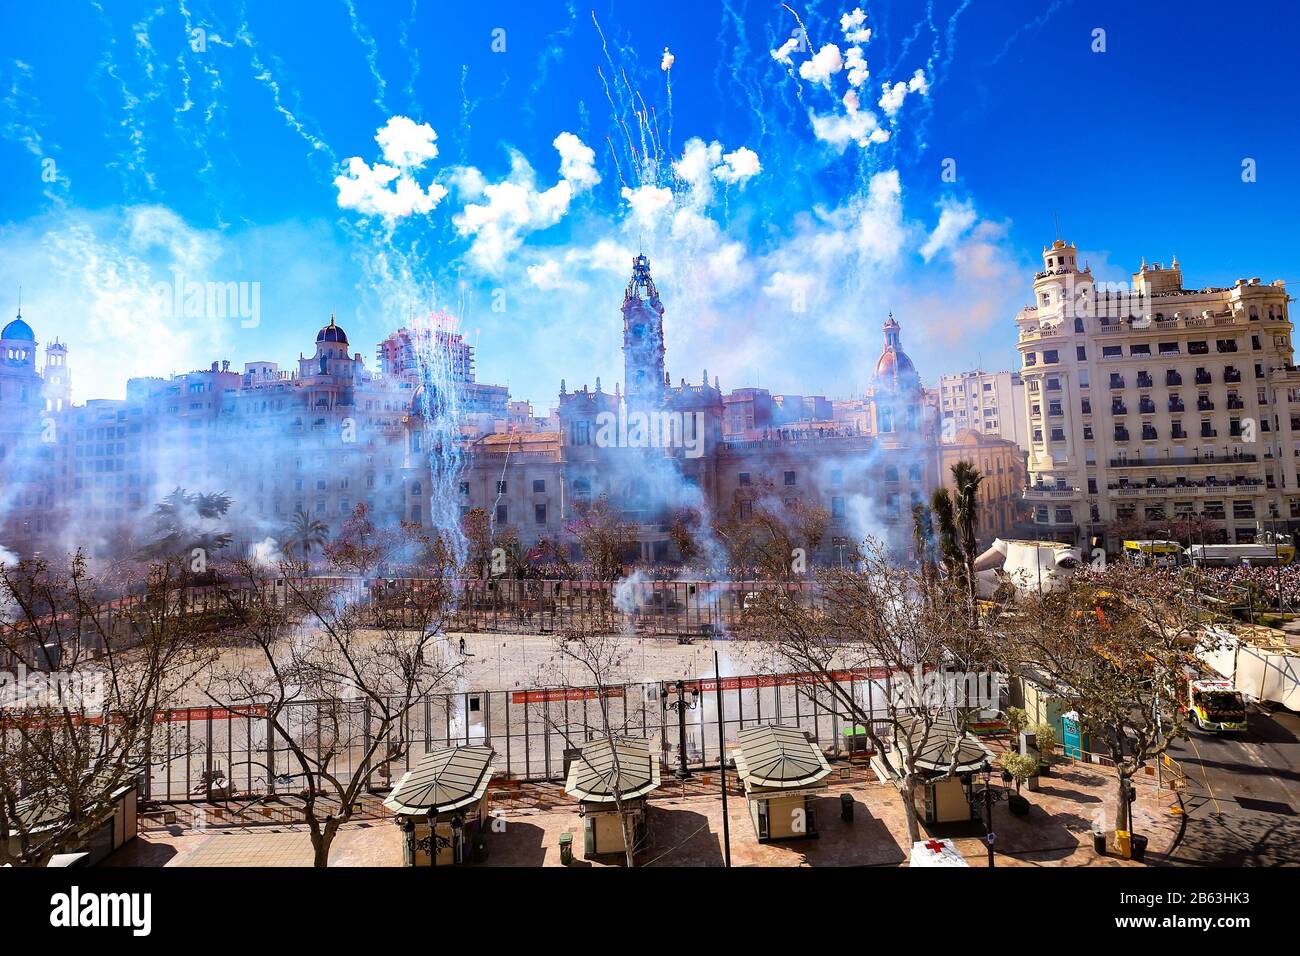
[0,256,943,566]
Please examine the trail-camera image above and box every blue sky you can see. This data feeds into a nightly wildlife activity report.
[1,0,1297,406]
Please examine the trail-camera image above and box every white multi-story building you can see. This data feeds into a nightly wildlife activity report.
[1016,239,1297,548]
[936,369,1028,450]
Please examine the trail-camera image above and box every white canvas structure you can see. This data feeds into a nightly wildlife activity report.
[974,539,1083,596]
[1198,628,1300,710]
[909,838,969,867]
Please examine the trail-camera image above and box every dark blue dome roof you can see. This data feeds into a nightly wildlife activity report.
[316,315,348,345]
[2,316,35,341]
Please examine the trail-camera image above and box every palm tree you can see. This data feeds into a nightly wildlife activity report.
[951,460,984,607]
[139,486,233,561]
[283,510,329,561]
[911,503,935,582]
[930,488,962,581]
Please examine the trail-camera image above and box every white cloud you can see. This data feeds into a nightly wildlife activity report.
[844,46,870,88]
[770,36,801,67]
[798,43,844,88]
[621,184,674,230]
[920,198,978,262]
[715,146,761,186]
[553,131,600,190]
[453,132,601,272]
[841,7,871,44]
[335,115,449,222]
[878,69,929,118]
[375,115,440,169]
[809,96,889,152]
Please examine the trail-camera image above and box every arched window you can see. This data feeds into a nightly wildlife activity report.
[410,482,422,496]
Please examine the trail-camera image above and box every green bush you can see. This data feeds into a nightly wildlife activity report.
[1031,722,1057,760]
[999,752,1038,792]
[1005,707,1029,736]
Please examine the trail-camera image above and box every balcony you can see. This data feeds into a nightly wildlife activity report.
[1114,428,1131,442]
[1201,427,1218,438]
[1107,453,1256,467]
[1141,427,1159,441]
[1195,371,1213,384]
[1226,398,1244,410]
[1224,369,1242,383]
[1197,398,1215,411]
[1109,376,1126,390]
[1024,486,1079,500]
[1139,399,1156,414]
[1168,400,1185,412]
[1171,427,1187,439]
[1136,374,1154,388]
[1111,403,1128,415]
[1166,372,1183,386]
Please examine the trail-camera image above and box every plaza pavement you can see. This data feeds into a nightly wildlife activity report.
[106,757,1180,868]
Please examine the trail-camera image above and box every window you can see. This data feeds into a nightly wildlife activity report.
[532,479,546,493]
[1102,345,1123,359]
[535,503,547,524]
[1158,342,1180,355]
[783,470,796,486]
[497,480,507,494]
[831,497,845,518]
[411,482,422,496]
[1076,346,1087,360]
[1055,507,1073,524]
[1050,427,1065,442]
[1043,349,1059,364]
[830,469,843,485]
[884,465,899,482]
[1130,344,1151,356]
[738,472,751,486]
[459,481,469,495]
[496,504,508,524]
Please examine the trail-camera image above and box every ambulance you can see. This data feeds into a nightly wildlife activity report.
[1178,675,1248,733]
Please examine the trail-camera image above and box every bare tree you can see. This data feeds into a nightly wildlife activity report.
[752,541,1000,843]
[567,494,638,582]
[534,628,644,867]
[1004,565,1207,843]
[0,553,210,866]
[716,477,828,580]
[204,553,462,866]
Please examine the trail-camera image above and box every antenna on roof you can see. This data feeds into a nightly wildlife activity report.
[1053,212,1061,242]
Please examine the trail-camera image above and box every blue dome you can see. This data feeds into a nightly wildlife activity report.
[316,315,348,345]
[2,316,35,342]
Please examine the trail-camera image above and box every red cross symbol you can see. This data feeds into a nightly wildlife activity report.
[924,839,945,853]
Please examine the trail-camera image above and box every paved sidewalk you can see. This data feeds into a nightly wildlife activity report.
[107,758,1179,867]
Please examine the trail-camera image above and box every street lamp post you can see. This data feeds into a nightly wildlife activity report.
[666,679,699,779]
[979,761,997,867]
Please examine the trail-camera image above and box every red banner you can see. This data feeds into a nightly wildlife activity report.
[511,686,625,705]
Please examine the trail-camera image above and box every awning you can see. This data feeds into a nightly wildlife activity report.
[564,737,660,803]
[731,724,831,790]
[895,714,990,775]
[383,745,495,816]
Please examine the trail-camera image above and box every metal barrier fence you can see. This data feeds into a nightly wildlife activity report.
[144,667,901,802]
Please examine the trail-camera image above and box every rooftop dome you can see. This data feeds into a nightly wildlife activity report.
[316,313,348,345]
[2,315,35,342]
[873,313,918,391]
